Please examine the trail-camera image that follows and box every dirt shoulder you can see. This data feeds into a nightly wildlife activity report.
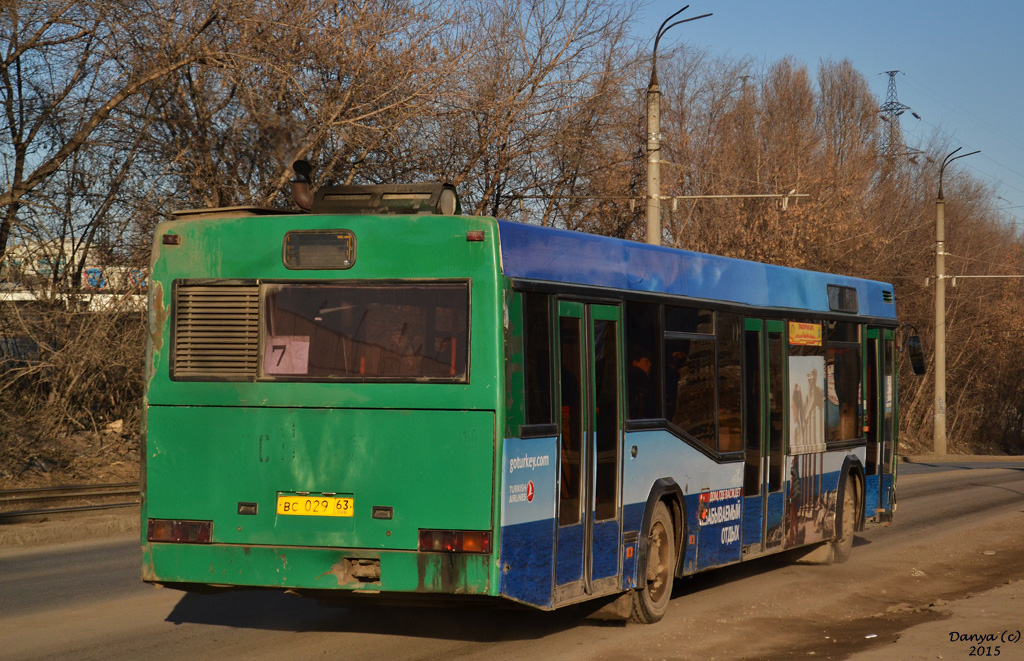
[846,578,1024,661]
[0,507,138,549]
[753,501,1024,660]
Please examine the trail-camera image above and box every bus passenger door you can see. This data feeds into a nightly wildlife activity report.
[879,330,897,520]
[554,301,623,601]
[865,328,896,522]
[742,320,786,556]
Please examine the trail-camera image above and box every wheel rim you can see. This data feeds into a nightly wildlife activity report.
[841,483,855,541]
[646,520,670,603]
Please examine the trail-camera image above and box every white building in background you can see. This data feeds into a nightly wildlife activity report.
[0,239,146,312]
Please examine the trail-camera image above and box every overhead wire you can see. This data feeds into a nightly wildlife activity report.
[900,74,1024,155]
[894,73,1024,228]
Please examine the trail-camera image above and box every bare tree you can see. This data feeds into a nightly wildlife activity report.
[135,0,469,212]
[400,0,643,221]
[0,0,228,262]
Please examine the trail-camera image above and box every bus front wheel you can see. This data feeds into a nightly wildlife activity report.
[630,501,675,624]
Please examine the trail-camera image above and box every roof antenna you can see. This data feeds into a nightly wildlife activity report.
[291,160,313,211]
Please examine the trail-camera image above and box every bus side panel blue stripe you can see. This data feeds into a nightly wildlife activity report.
[622,501,645,532]
[556,523,584,585]
[622,501,644,589]
[499,519,555,607]
[766,491,785,542]
[683,498,700,574]
[881,473,893,509]
[742,495,763,547]
[497,220,897,319]
[864,473,879,519]
[592,519,619,579]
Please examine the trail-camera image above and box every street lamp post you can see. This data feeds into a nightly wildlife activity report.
[646,6,711,246]
[934,147,979,455]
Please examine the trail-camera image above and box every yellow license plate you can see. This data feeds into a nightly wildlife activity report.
[276,494,354,517]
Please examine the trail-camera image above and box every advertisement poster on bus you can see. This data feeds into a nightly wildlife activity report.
[499,436,557,606]
[696,487,742,567]
[789,356,826,455]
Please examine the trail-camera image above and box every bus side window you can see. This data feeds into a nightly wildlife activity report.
[625,301,662,420]
[717,312,743,453]
[865,336,878,475]
[826,322,862,443]
[743,328,763,495]
[523,293,554,426]
[664,306,716,449]
[767,330,785,491]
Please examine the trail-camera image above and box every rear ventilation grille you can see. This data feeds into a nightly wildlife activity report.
[882,290,895,304]
[173,284,259,379]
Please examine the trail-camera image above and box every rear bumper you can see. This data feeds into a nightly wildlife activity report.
[143,542,493,596]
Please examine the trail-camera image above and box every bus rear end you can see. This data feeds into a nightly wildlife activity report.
[142,201,505,601]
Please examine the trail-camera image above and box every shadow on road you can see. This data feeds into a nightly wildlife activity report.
[164,589,625,641]
[163,533,880,640]
[903,463,1024,475]
[968,481,1024,497]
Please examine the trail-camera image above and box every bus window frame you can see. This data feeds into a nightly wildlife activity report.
[257,277,472,384]
[824,321,864,449]
[513,280,892,465]
[520,291,558,437]
[281,229,356,270]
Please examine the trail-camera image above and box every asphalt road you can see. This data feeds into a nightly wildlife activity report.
[2,463,1023,660]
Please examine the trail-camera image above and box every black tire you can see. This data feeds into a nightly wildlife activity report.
[630,501,675,623]
[831,475,857,563]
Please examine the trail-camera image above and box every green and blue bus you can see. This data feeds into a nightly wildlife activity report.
[142,180,911,623]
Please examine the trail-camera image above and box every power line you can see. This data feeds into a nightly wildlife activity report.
[900,74,1024,156]
[910,116,1024,189]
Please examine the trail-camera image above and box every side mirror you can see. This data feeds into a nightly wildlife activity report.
[906,335,926,376]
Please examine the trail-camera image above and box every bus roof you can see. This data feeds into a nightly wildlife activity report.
[496,220,897,320]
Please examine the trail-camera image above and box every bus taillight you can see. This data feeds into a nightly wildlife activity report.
[418,529,491,554]
[147,519,213,543]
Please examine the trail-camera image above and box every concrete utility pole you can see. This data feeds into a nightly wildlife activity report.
[934,147,979,455]
[646,72,662,246]
[646,6,710,246]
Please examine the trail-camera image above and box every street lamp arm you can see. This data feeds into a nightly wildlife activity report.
[655,6,690,45]
[651,6,688,84]
[662,13,714,36]
[938,148,980,199]
[650,7,712,85]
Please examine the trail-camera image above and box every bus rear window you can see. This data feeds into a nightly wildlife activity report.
[263,282,469,381]
[283,230,355,269]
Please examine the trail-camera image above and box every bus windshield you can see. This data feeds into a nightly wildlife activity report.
[263,281,469,381]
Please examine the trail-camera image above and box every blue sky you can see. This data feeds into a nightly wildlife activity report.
[641,1,1024,223]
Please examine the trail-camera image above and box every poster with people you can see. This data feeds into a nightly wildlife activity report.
[788,355,826,454]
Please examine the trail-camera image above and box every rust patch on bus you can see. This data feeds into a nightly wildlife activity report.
[141,544,157,581]
[147,281,167,380]
[416,553,469,593]
[323,557,380,587]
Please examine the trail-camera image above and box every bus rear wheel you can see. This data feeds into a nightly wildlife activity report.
[630,501,675,624]
[831,476,857,563]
